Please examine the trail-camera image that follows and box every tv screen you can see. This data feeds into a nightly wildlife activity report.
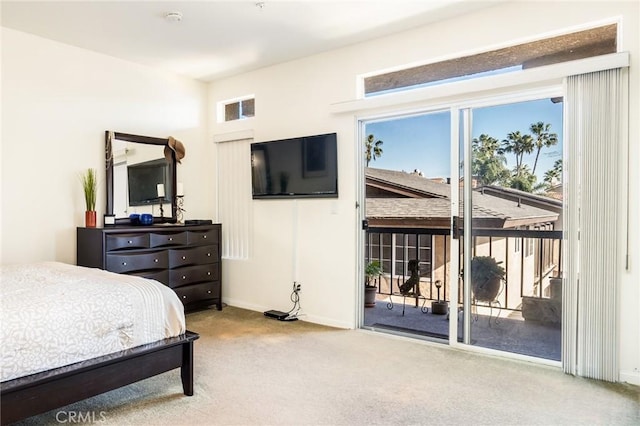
[251,133,338,199]
[127,158,172,206]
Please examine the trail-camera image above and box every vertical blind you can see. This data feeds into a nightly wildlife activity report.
[563,67,626,381]
[217,138,252,259]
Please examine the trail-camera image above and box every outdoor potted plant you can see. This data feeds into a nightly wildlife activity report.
[470,256,505,302]
[81,168,97,228]
[364,260,382,308]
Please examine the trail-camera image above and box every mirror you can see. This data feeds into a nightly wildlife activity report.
[105,131,177,224]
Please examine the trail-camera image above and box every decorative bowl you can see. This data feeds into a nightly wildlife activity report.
[140,213,153,225]
[129,213,140,225]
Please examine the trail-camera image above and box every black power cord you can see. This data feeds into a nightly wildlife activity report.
[285,282,302,320]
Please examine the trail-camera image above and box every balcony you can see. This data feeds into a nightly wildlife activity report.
[364,227,562,361]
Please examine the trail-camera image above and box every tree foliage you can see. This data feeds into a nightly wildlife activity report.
[507,165,537,192]
[501,131,534,172]
[543,159,562,184]
[365,134,383,167]
[472,134,510,186]
[529,122,559,175]
[472,122,560,194]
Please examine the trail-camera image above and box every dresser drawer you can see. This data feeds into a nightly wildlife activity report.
[169,264,220,288]
[106,251,169,273]
[169,245,218,268]
[187,228,219,246]
[174,281,220,305]
[150,231,188,248]
[129,269,170,286]
[106,233,150,251]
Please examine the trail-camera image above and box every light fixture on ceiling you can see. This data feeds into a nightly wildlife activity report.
[255,2,266,10]
[164,11,183,22]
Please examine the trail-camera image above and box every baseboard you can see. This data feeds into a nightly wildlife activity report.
[221,298,353,330]
[301,313,352,330]
[619,369,640,386]
[222,298,269,314]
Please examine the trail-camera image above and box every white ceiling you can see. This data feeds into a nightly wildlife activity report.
[1,0,499,82]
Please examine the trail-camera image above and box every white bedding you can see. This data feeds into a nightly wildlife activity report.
[0,261,185,382]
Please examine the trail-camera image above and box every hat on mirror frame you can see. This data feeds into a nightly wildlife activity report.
[164,136,185,163]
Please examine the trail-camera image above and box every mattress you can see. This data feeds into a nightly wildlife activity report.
[0,261,186,382]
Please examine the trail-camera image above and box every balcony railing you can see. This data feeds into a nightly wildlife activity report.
[365,227,563,311]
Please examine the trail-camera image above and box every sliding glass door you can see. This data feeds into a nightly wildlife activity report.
[359,93,564,362]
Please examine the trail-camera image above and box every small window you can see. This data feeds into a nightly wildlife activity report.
[220,97,255,122]
[364,24,617,97]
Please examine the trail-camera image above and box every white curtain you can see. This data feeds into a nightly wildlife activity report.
[563,67,628,381]
[217,138,252,260]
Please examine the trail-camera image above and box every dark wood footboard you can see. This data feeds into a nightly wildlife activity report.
[0,331,199,425]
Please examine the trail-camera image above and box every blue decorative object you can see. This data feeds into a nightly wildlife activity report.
[140,213,153,225]
[129,213,140,225]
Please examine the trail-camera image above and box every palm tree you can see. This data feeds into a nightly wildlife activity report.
[365,134,383,166]
[529,122,559,175]
[502,131,534,174]
[543,159,562,185]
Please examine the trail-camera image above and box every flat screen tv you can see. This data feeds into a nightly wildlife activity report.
[251,133,338,199]
[127,158,172,206]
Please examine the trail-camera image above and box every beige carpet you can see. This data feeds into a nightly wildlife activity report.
[14,306,640,425]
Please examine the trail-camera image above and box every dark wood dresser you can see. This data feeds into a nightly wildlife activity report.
[77,224,222,311]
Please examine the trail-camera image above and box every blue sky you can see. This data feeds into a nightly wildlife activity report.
[365,98,563,181]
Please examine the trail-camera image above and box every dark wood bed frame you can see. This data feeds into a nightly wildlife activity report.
[1,331,199,425]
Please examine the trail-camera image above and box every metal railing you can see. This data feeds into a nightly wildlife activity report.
[365,227,563,311]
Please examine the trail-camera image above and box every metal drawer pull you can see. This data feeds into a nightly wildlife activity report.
[203,235,207,239]
[182,295,187,299]
[154,259,159,263]
[207,290,212,294]
[182,256,186,260]
[169,237,173,241]
[207,253,211,257]
[182,276,186,280]
[122,262,127,266]
[207,272,211,276]
[128,240,132,244]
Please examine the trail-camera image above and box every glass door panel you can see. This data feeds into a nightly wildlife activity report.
[362,111,452,341]
[459,98,563,360]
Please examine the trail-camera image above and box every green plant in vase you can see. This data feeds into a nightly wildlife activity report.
[81,168,97,227]
[364,260,382,307]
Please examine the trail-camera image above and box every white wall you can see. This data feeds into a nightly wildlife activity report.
[1,28,211,264]
[208,1,639,383]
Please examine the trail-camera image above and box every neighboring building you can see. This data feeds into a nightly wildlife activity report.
[364,168,561,309]
[478,185,564,229]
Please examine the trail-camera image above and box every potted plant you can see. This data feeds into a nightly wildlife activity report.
[81,168,97,228]
[364,260,382,307]
[470,256,505,302]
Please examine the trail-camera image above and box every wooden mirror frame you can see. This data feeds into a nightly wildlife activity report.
[105,131,177,224]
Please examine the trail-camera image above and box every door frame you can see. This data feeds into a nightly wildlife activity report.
[356,84,564,366]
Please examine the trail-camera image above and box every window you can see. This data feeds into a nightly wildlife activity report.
[219,96,255,122]
[364,24,616,97]
[367,232,432,283]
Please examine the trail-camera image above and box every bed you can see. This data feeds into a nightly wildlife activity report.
[0,261,199,425]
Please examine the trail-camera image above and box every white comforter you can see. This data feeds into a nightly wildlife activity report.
[0,261,185,382]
